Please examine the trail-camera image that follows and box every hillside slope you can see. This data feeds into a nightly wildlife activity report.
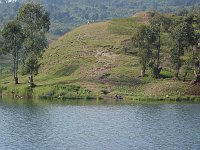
[39,17,190,98]
[41,21,132,77]
[1,15,199,100]
[39,21,136,94]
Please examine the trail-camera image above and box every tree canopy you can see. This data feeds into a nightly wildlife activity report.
[17,3,50,87]
[0,0,200,36]
[1,20,23,84]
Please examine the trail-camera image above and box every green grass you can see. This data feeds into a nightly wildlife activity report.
[0,15,199,101]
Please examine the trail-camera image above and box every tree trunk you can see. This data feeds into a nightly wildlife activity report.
[29,69,34,87]
[156,34,161,70]
[141,66,146,77]
[153,67,162,78]
[15,52,19,84]
[194,65,200,82]
[13,56,19,84]
[195,75,200,82]
[175,67,180,79]
[183,71,188,82]
[14,77,19,84]
[13,37,19,85]
[154,27,161,78]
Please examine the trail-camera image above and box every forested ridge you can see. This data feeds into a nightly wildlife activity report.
[1,0,200,35]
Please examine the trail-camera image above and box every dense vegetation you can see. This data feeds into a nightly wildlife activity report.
[1,2,200,100]
[133,11,200,83]
[1,3,50,86]
[1,0,200,36]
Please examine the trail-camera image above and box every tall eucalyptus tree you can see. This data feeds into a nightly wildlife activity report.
[17,3,50,87]
[1,20,23,84]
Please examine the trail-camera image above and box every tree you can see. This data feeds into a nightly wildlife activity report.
[170,20,195,79]
[149,12,172,78]
[175,14,200,81]
[1,20,24,84]
[186,13,200,82]
[0,34,4,55]
[17,3,50,87]
[133,25,156,77]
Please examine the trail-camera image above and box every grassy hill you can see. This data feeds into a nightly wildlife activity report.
[1,14,200,101]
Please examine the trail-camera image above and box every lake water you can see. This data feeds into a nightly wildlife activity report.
[0,98,200,150]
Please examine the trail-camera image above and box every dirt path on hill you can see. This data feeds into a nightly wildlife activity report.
[76,34,118,94]
[76,34,88,54]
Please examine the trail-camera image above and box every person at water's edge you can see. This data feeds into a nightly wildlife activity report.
[115,95,123,100]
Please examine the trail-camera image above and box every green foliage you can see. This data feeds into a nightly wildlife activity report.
[170,14,199,78]
[23,86,33,95]
[148,13,173,77]
[159,69,173,78]
[2,9,200,99]
[133,24,156,76]
[1,0,200,36]
[39,85,94,99]
[1,20,24,84]
[1,20,23,54]
[21,57,40,75]
[0,86,3,93]
[17,3,50,86]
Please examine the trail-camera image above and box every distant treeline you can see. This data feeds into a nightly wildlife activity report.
[1,0,200,35]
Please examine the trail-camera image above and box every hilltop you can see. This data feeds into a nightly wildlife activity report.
[1,13,200,101]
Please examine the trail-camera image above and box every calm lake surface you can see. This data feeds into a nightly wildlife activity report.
[0,98,200,150]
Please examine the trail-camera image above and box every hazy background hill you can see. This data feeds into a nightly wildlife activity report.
[1,0,200,36]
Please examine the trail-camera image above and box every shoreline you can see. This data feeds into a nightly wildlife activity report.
[1,91,200,103]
